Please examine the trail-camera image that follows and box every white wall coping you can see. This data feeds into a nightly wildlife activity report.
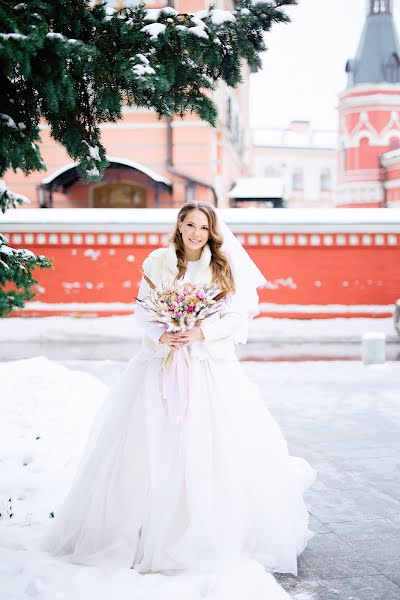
[2,208,400,233]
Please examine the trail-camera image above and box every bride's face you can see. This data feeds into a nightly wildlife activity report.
[179,209,210,255]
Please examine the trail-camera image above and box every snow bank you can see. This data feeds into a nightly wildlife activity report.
[0,315,397,344]
[0,356,297,599]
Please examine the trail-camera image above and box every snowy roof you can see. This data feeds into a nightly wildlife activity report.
[228,178,284,199]
[2,208,400,234]
[253,128,337,150]
[41,156,171,188]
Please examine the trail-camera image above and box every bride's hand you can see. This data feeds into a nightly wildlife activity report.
[174,328,204,347]
[159,332,190,349]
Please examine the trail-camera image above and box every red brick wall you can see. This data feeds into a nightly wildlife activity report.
[2,209,399,319]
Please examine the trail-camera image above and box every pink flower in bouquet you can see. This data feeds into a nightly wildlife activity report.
[188,306,194,312]
[197,291,205,300]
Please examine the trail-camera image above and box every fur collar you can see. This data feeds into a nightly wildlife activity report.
[165,243,212,280]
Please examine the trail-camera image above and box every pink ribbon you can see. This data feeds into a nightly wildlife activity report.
[161,348,190,424]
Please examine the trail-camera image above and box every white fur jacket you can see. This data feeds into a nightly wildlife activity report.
[134,244,243,361]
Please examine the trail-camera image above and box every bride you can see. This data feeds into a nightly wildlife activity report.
[44,201,316,581]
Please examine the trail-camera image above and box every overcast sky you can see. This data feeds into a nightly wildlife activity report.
[250,0,400,131]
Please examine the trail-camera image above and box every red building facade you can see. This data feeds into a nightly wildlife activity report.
[337,0,400,207]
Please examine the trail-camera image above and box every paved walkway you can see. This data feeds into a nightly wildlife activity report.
[253,363,400,600]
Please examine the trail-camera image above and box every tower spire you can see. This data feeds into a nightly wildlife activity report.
[369,0,392,15]
[346,0,400,86]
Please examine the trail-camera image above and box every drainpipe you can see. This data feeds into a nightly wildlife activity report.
[165,0,218,205]
[379,154,388,208]
[166,117,218,206]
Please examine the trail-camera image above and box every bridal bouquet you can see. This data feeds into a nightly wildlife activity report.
[136,274,227,423]
[136,276,227,336]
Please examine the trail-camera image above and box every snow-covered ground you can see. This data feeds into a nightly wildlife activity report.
[1,315,398,362]
[1,356,399,599]
[1,315,397,343]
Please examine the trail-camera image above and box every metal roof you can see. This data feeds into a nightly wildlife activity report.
[346,11,400,87]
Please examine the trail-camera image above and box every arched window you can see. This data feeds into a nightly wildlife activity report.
[93,183,146,208]
[385,53,400,83]
[292,168,303,191]
[370,0,392,14]
[320,169,332,192]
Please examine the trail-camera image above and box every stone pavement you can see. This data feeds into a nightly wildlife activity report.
[63,359,400,600]
[252,363,400,600]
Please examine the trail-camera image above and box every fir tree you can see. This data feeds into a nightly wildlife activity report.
[0,0,295,181]
[0,0,295,315]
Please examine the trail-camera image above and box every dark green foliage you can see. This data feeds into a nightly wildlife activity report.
[0,182,29,213]
[0,232,52,316]
[0,0,296,182]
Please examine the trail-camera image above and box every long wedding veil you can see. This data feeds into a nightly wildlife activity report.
[217,213,267,344]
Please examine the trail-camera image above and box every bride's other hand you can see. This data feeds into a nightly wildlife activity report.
[174,328,204,346]
[159,332,189,349]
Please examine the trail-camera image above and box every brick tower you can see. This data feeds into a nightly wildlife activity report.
[337,0,400,207]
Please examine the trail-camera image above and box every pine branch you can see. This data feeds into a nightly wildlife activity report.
[0,0,296,182]
[0,232,52,317]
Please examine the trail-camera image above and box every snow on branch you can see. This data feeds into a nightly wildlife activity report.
[0,181,30,214]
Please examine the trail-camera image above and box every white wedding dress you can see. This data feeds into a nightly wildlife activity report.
[44,258,316,584]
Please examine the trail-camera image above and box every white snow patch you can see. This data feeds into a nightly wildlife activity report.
[141,23,166,39]
[187,25,209,39]
[83,249,101,261]
[189,9,235,25]
[1,114,18,128]
[87,145,100,161]
[86,167,100,178]
[135,53,149,65]
[46,32,65,40]
[0,244,14,256]
[264,278,297,291]
[191,9,208,19]
[144,7,178,21]
[133,64,155,76]
[0,32,27,40]
[210,9,236,25]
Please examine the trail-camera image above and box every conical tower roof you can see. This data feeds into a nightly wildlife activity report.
[346,0,400,87]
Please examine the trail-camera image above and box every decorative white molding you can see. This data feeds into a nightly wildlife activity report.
[339,91,400,109]
[380,148,400,167]
[7,231,399,248]
[384,178,400,189]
